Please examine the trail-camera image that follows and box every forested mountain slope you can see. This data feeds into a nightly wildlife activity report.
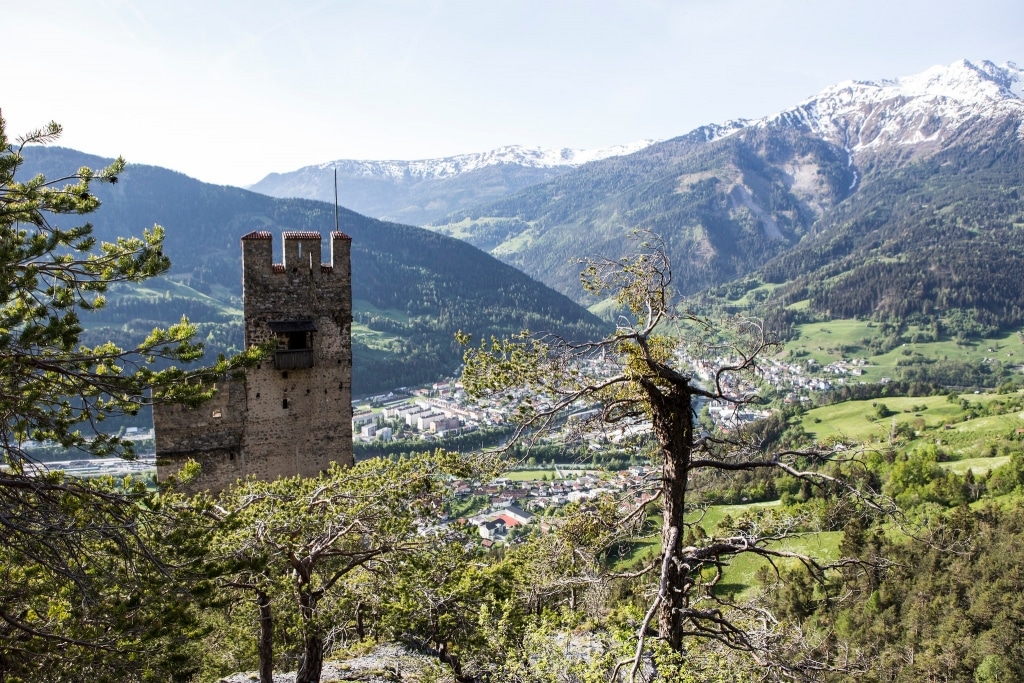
[764,121,1024,332]
[434,124,854,300]
[20,147,606,395]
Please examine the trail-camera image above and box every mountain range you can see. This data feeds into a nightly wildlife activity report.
[248,141,655,226]
[250,59,1024,336]
[18,148,606,396]
[426,59,1024,302]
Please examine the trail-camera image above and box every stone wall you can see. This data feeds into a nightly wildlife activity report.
[154,376,246,488]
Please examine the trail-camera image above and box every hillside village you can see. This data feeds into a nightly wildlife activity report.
[27,346,873,480]
[446,467,657,545]
[28,334,1013,510]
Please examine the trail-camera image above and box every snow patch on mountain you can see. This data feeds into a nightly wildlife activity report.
[312,140,657,181]
[1008,61,1024,99]
[757,59,1024,155]
[687,120,752,143]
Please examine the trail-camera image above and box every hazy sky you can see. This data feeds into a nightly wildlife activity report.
[4,0,1021,187]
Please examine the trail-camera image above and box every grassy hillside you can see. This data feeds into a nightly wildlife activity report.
[799,392,1024,453]
[689,269,1024,392]
[782,318,1024,385]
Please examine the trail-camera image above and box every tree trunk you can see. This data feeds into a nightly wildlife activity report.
[435,641,474,683]
[355,601,365,641]
[645,380,694,651]
[295,588,323,683]
[296,633,323,683]
[257,590,274,683]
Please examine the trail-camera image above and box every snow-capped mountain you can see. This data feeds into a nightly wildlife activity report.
[730,59,1024,157]
[251,59,1023,231]
[308,141,657,181]
[425,58,1024,316]
[248,141,656,226]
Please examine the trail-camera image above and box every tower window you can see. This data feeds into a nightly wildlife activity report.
[268,320,317,370]
[286,331,309,350]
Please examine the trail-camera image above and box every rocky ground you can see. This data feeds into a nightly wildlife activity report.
[217,645,453,683]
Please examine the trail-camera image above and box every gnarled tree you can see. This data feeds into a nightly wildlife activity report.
[460,235,893,679]
[210,452,474,683]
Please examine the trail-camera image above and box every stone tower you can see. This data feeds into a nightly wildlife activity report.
[154,230,354,492]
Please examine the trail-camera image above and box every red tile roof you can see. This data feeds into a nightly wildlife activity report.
[495,514,521,527]
[241,230,272,240]
[332,231,352,240]
[283,231,321,240]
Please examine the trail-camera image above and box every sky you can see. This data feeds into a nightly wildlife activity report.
[3,0,1022,187]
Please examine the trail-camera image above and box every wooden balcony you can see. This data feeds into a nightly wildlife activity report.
[274,348,314,370]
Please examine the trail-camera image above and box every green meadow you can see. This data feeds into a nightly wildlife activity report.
[609,500,843,599]
[783,316,1023,384]
[352,299,409,352]
[799,391,1024,460]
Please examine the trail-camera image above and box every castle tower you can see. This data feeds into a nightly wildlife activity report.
[155,230,353,492]
[238,230,353,480]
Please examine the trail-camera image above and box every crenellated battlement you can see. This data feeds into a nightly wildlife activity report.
[241,230,351,278]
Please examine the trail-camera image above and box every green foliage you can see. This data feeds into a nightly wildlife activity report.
[884,446,966,508]
[828,503,1024,682]
[987,452,1024,496]
[896,355,1007,388]
[353,426,513,460]
[0,116,260,464]
[0,475,221,682]
[371,539,520,679]
[207,451,479,681]
[458,237,889,677]
[0,114,255,679]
